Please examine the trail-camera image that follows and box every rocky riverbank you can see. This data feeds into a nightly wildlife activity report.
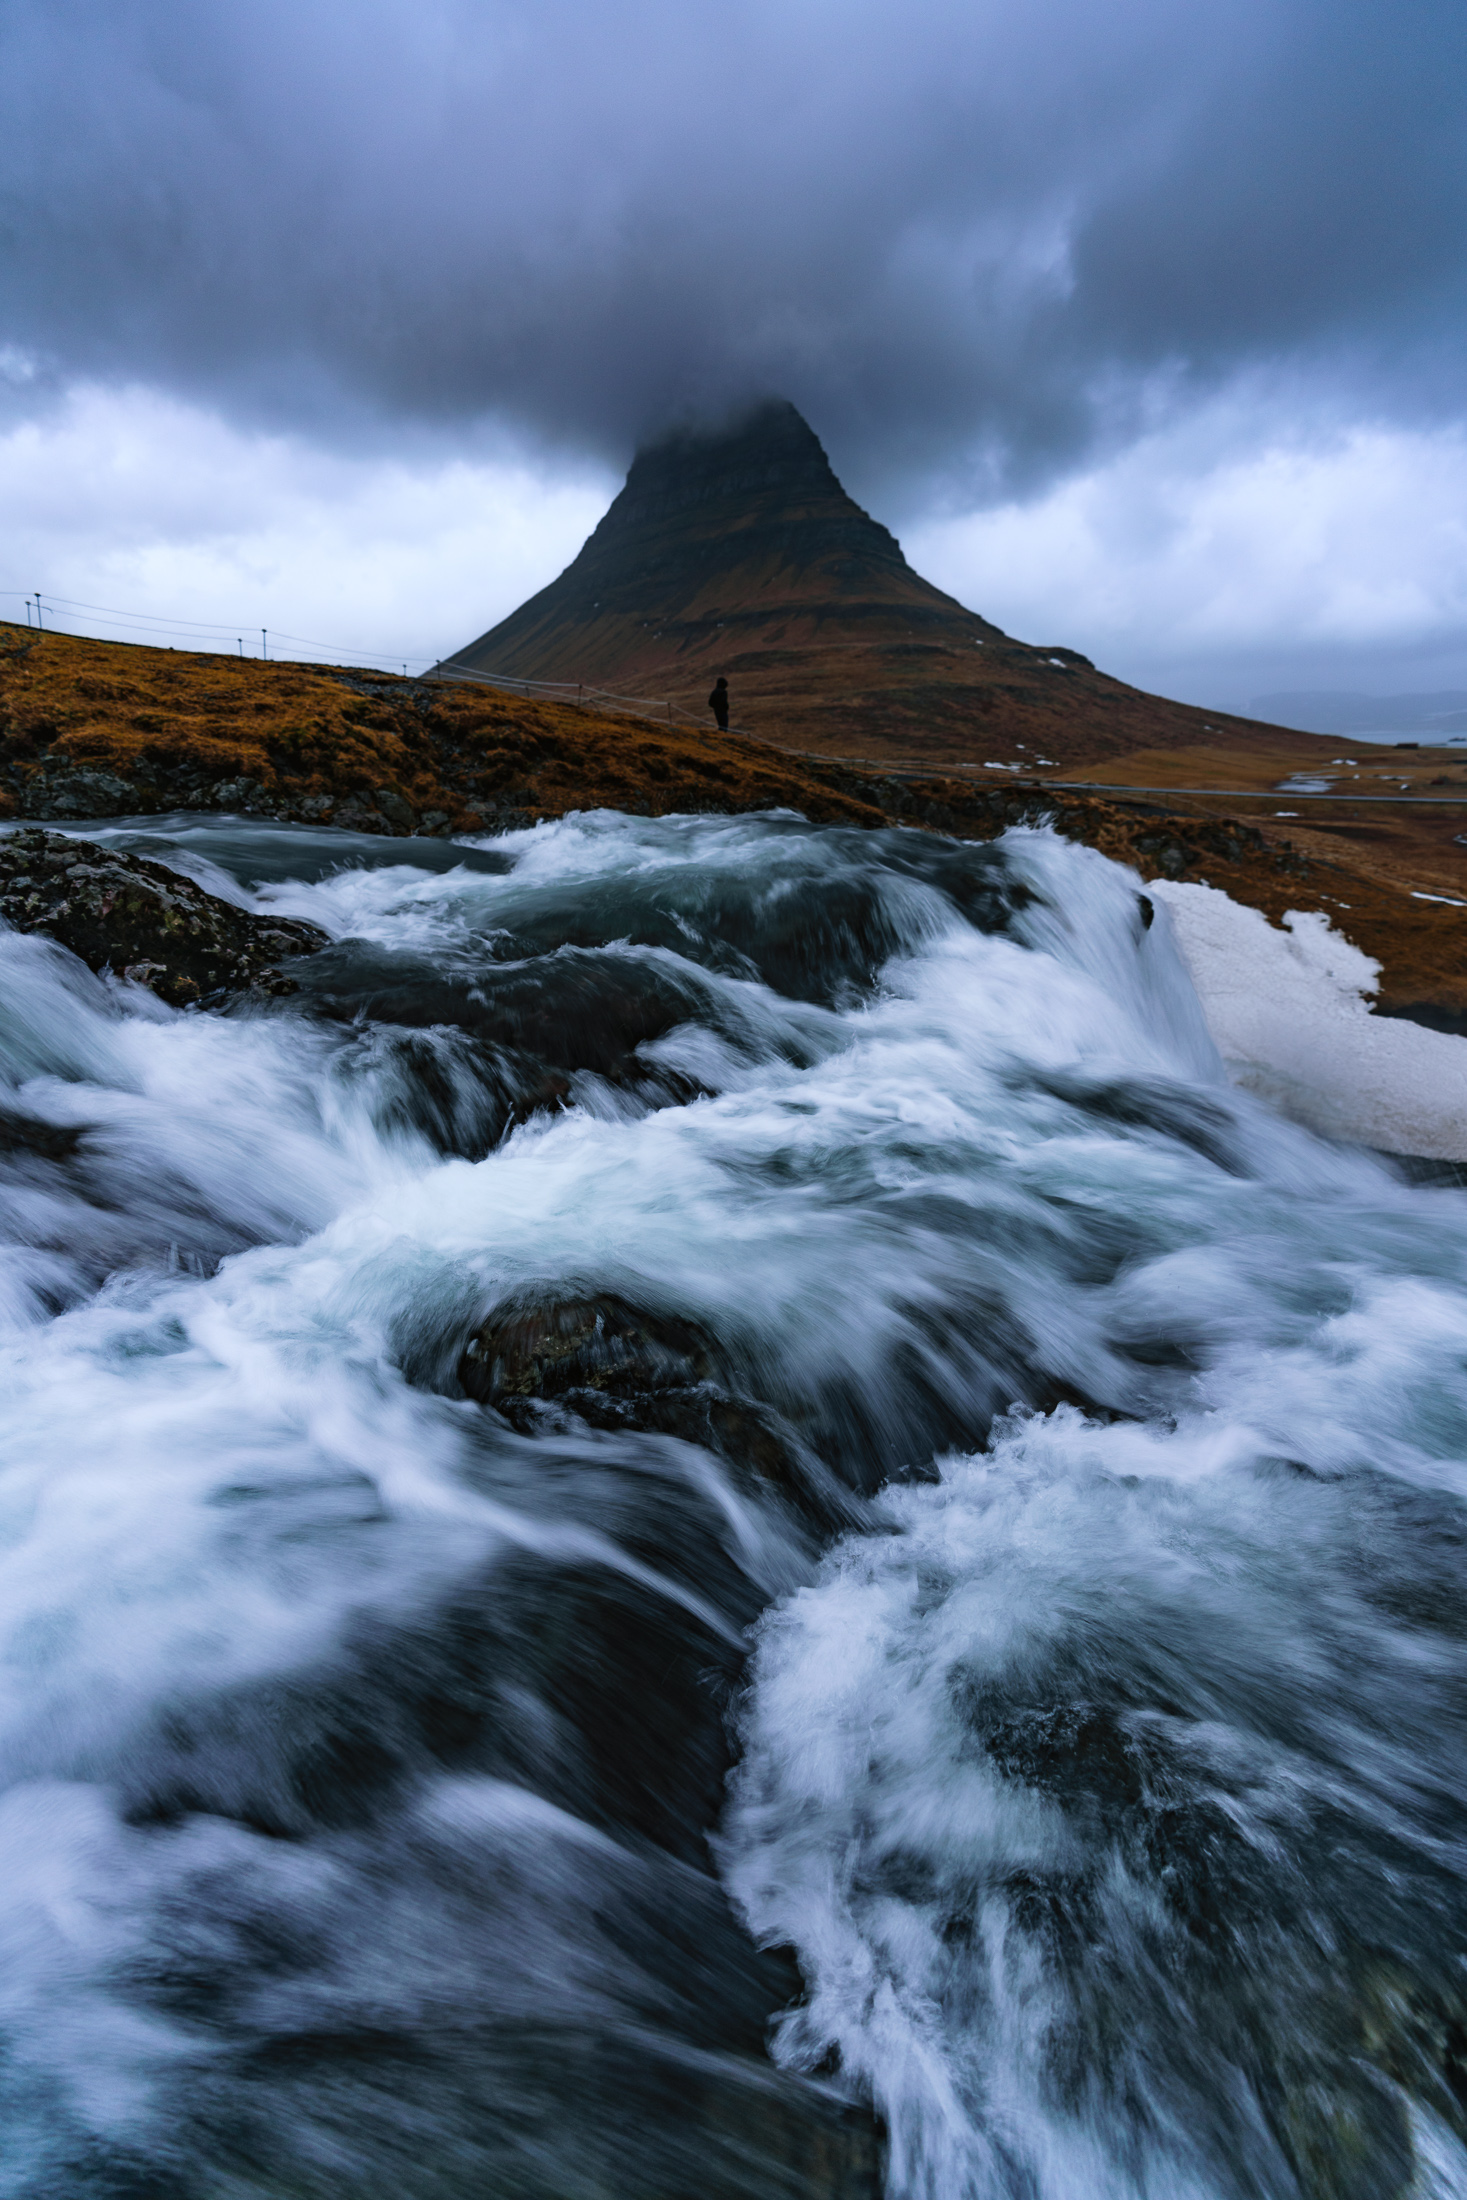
[0,827,326,1006]
[4,623,1465,1020]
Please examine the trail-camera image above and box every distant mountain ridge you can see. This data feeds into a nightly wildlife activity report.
[450,401,1301,768]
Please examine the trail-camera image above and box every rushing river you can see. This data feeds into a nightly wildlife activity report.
[1,809,1464,2200]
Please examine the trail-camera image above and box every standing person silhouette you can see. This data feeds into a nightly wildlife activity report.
[708,676,730,732]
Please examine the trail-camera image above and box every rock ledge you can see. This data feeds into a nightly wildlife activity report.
[0,827,327,1006]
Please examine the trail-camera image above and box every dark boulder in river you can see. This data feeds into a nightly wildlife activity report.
[461,1293,718,1401]
[459,1293,836,1518]
[0,826,326,1005]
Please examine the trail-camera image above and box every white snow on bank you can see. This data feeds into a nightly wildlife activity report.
[1148,880,1467,1160]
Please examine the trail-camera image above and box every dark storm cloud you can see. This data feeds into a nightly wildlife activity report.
[1,0,1464,497]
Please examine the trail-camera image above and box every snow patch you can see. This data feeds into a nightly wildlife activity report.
[1149,880,1467,1159]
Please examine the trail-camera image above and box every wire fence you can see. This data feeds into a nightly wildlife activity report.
[1,590,436,678]
[1,587,760,734]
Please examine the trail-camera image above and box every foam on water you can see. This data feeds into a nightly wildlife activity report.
[0,810,1464,2196]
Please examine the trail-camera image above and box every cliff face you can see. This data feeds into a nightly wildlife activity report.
[448,401,1273,768]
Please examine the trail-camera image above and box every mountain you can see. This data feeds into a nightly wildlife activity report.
[447,400,1287,769]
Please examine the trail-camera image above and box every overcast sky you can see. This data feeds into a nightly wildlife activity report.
[2,0,1465,709]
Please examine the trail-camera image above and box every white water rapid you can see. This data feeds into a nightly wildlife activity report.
[0,809,1463,2200]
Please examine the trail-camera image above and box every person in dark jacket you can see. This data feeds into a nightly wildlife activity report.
[708,676,729,731]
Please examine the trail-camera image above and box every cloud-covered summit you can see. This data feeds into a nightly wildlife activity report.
[3,0,1464,501]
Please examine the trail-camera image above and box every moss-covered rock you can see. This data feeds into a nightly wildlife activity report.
[0,826,327,1006]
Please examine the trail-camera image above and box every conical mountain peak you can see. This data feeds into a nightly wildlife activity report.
[448,400,1243,769]
[452,399,981,682]
[617,399,844,527]
[607,401,905,585]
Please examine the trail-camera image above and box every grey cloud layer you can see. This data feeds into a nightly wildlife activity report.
[2,0,1464,496]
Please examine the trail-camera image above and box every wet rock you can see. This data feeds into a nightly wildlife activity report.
[0,826,328,1006]
[23,766,134,818]
[0,1105,84,1161]
[460,1293,716,1403]
[456,1295,852,1527]
[330,795,394,835]
[974,1698,1147,1816]
[1354,1963,1467,2151]
[1377,1000,1467,1040]
[1274,2066,1416,2200]
[551,1383,813,1494]
[948,1670,1467,2196]
[211,775,262,808]
[1135,832,1190,878]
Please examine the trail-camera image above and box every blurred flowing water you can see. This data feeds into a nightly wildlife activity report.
[0,809,1464,2199]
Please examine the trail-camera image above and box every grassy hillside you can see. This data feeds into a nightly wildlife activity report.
[0,624,884,835]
